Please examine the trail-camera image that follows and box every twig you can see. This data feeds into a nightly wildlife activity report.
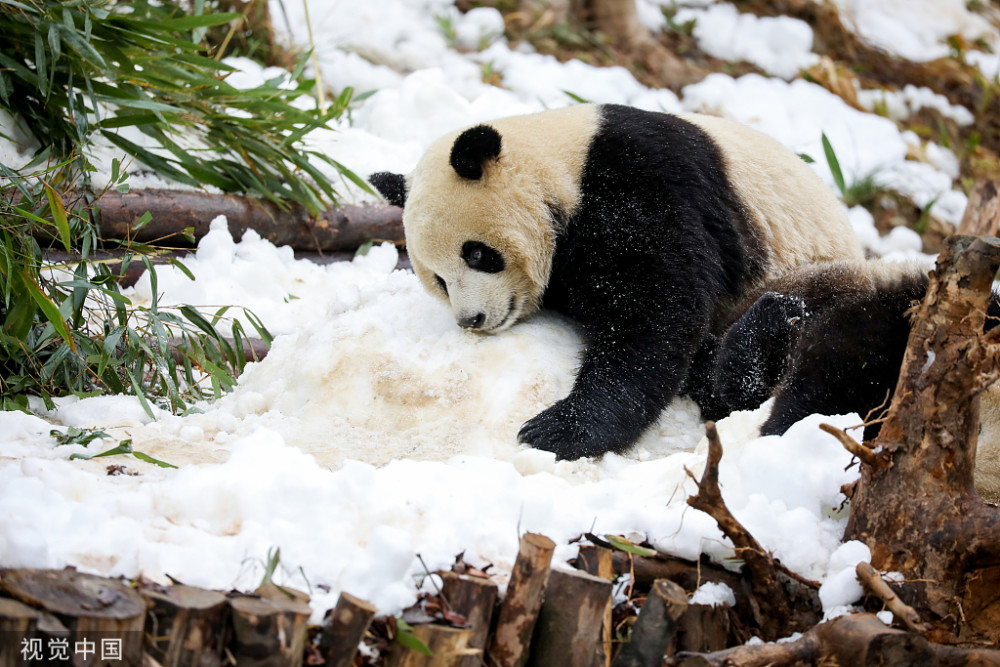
[819,423,880,467]
[855,562,927,633]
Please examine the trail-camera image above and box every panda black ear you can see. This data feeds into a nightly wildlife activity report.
[450,125,502,181]
[369,172,407,208]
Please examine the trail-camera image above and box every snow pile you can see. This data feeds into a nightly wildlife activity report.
[0,221,868,619]
[831,0,999,65]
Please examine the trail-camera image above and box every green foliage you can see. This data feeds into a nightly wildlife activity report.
[820,132,882,209]
[0,0,364,214]
[395,619,434,657]
[0,158,272,413]
[661,2,697,36]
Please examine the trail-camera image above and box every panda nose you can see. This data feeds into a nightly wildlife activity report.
[459,312,485,329]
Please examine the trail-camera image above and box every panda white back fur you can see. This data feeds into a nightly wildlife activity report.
[370,103,863,459]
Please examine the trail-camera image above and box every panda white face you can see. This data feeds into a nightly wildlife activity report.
[414,238,530,334]
[371,106,599,334]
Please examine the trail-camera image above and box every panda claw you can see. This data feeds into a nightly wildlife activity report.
[518,400,616,460]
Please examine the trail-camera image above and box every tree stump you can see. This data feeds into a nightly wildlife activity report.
[575,545,614,667]
[228,590,311,667]
[0,598,40,667]
[613,579,687,667]
[487,533,555,667]
[842,235,1000,644]
[319,592,377,667]
[526,568,611,667]
[386,624,478,666]
[438,572,498,667]
[141,584,228,667]
[1,569,145,665]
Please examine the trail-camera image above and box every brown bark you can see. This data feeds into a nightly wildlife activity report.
[612,578,687,667]
[319,592,377,667]
[854,562,925,633]
[575,545,614,667]
[96,190,403,252]
[675,604,731,655]
[686,422,821,640]
[487,532,555,667]
[438,571,499,667]
[959,179,1000,237]
[671,613,934,667]
[526,568,612,667]
[142,584,229,667]
[1,568,146,664]
[844,235,1000,644]
[228,590,311,667]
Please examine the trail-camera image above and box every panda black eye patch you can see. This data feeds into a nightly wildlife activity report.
[462,241,505,273]
[435,275,448,295]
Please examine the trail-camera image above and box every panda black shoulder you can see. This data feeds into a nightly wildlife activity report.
[570,104,760,300]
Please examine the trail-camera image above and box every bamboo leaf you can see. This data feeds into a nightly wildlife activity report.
[821,132,846,197]
[42,182,72,251]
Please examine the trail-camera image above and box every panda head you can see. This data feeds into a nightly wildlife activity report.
[370,114,588,333]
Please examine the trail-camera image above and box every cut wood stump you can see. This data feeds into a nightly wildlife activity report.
[675,604,730,655]
[141,584,228,667]
[319,592,377,667]
[386,624,478,666]
[958,179,1000,236]
[487,532,555,667]
[575,545,615,667]
[438,571,498,667]
[612,578,687,667]
[228,588,311,667]
[526,568,611,667]
[0,598,40,667]
[1,568,145,664]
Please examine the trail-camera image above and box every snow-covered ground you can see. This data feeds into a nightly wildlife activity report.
[0,0,994,628]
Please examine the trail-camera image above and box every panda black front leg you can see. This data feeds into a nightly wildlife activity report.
[519,247,713,459]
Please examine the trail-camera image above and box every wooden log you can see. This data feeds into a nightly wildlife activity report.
[438,571,498,667]
[1,568,145,664]
[526,568,612,667]
[613,579,687,667]
[141,584,229,667]
[386,624,478,666]
[575,545,614,667]
[228,590,311,667]
[96,189,404,252]
[487,533,555,667]
[958,179,1000,236]
[675,604,730,654]
[0,598,39,667]
[319,592,377,667]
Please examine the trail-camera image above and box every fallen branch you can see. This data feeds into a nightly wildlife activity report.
[855,563,926,633]
[95,190,404,251]
[686,421,821,639]
[819,423,880,467]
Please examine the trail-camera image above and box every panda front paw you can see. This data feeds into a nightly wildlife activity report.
[518,399,625,460]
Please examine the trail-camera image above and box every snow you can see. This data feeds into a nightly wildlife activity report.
[0,0,982,623]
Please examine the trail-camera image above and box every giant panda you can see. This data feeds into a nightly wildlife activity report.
[707,259,1000,502]
[369,103,863,460]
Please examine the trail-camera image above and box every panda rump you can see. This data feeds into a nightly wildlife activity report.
[370,104,862,459]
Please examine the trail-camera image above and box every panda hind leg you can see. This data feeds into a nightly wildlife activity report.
[712,292,807,416]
